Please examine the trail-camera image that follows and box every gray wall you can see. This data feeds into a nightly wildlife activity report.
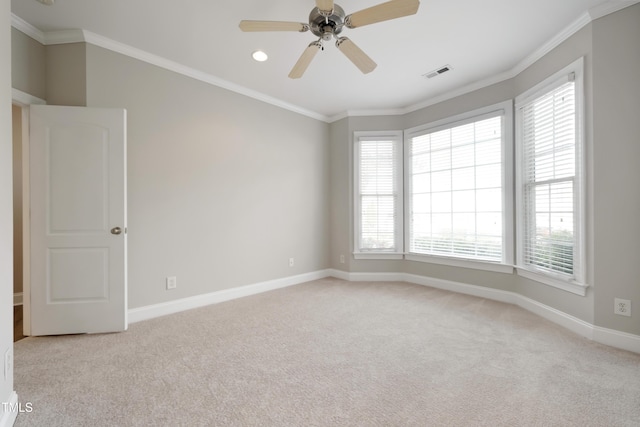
[329,117,350,270]
[46,43,86,106]
[591,5,640,334]
[2,0,15,414]
[11,27,45,100]
[329,5,640,335]
[84,45,330,308]
[10,32,331,310]
[511,24,595,325]
[11,33,86,105]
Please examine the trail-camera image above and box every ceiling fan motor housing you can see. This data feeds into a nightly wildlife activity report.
[309,4,346,40]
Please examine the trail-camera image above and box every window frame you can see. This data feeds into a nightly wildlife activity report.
[353,130,404,260]
[403,101,514,273]
[515,57,587,295]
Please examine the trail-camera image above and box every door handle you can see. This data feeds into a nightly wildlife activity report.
[111,227,122,235]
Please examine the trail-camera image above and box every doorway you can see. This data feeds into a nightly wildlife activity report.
[12,103,26,342]
[11,94,129,339]
[13,100,129,337]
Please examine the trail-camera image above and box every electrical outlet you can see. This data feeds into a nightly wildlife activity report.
[340,254,345,264]
[614,298,631,317]
[289,258,294,267]
[4,348,12,380]
[166,276,177,290]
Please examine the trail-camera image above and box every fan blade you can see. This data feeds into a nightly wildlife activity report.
[335,37,377,74]
[289,41,323,79]
[345,0,420,29]
[316,0,334,12]
[239,20,309,32]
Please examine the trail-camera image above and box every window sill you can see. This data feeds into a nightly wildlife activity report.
[353,252,404,260]
[404,253,514,274]
[516,267,588,296]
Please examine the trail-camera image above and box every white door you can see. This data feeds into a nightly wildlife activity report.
[28,105,127,336]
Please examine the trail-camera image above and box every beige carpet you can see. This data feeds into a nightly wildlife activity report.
[13,278,640,426]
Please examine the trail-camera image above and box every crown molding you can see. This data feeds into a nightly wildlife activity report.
[589,0,640,20]
[11,14,86,46]
[399,13,592,116]
[11,1,640,123]
[44,29,85,45]
[403,69,515,115]
[329,108,405,122]
[10,14,330,123]
[509,12,592,78]
[11,13,44,44]
[358,0,640,119]
[79,30,329,122]
[327,111,349,123]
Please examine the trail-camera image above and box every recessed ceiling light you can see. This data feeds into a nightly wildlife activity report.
[252,50,268,62]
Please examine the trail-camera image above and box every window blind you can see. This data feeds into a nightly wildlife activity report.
[407,114,504,261]
[520,79,577,276]
[357,138,400,251]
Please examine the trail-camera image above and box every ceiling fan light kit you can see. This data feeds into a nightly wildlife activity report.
[239,0,420,78]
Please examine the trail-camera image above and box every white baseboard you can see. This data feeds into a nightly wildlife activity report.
[326,269,351,281]
[346,272,404,282]
[128,268,640,354]
[403,273,516,305]
[593,326,640,354]
[0,392,18,427]
[327,269,640,354]
[515,292,594,340]
[13,293,23,307]
[128,269,331,324]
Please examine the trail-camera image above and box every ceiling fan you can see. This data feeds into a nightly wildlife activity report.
[239,0,420,78]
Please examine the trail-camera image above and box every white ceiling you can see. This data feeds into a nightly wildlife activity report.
[10,0,629,120]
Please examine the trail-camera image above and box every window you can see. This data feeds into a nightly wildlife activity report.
[353,131,403,259]
[516,58,585,294]
[404,102,513,269]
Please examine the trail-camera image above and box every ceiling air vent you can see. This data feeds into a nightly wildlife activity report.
[424,65,452,79]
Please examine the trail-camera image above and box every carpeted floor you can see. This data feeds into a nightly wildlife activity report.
[12,278,640,426]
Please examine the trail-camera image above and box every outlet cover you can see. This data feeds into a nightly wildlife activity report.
[614,298,631,317]
[166,276,177,290]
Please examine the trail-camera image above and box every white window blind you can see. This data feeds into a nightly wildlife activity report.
[354,133,402,253]
[406,113,504,262]
[519,77,578,277]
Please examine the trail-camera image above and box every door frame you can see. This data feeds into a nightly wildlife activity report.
[11,88,46,337]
